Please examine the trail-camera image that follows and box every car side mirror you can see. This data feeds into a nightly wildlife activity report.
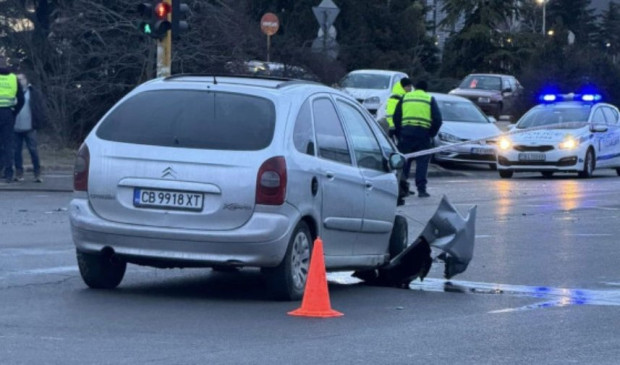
[591,124,608,133]
[389,153,406,170]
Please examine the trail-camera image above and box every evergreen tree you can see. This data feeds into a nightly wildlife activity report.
[546,0,598,45]
[598,1,620,63]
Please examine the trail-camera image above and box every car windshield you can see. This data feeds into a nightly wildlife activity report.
[436,100,489,123]
[340,73,391,90]
[459,75,502,91]
[96,90,276,150]
[517,105,591,129]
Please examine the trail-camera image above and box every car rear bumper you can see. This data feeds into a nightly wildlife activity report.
[69,199,298,268]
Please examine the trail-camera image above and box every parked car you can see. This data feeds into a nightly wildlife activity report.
[338,69,409,116]
[496,92,620,178]
[432,93,504,170]
[449,73,523,120]
[69,74,415,301]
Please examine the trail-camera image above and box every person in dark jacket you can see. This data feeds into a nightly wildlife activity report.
[13,73,48,182]
[393,80,442,198]
[0,56,25,183]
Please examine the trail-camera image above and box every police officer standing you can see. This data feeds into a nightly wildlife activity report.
[384,77,412,140]
[0,56,25,183]
[393,80,442,198]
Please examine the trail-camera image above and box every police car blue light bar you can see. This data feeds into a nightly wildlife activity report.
[538,93,602,103]
[580,94,602,102]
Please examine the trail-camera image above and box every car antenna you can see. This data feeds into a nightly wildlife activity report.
[213,75,217,85]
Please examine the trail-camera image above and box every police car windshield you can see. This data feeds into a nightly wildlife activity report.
[517,104,590,129]
[340,73,391,90]
[436,100,490,123]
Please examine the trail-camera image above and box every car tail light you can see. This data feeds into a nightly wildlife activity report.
[74,144,90,192]
[256,156,287,205]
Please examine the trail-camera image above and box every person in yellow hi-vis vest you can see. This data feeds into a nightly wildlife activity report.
[384,77,412,140]
[393,80,442,198]
[0,56,25,183]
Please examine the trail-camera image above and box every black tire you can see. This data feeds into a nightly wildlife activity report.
[578,149,595,178]
[389,215,408,259]
[353,215,408,284]
[76,250,126,289]
[263,221,312,301]
[541,171,554,178]
[499,169,513,178]
[489,163,497,171]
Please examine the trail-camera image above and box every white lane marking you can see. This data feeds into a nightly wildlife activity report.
[18,266,78,275]
[0,248,73,257]
[564,233,612,237]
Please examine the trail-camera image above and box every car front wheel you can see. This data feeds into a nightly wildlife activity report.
[578,149,595,178]
[499,170,513,178]
[263,221,312,301]
[76,250,126,289]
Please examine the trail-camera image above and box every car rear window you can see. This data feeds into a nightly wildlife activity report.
[96,90,276,150]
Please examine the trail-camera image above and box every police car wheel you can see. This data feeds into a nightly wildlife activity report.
[499,170,513,179]
[578,149,595,178]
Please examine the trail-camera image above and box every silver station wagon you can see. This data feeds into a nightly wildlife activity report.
[70,75,409,300]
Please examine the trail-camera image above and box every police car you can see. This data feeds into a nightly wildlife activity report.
[496,93,620,178]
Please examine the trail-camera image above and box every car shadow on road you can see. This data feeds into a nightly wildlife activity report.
[78,268,357,302]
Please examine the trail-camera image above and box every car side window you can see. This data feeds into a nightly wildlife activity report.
[293,99,315,155]
[313,98,352,165]
[602,107,619,125]
[336,100,387,172]
[592,108,607,124]
[502,78,512,91]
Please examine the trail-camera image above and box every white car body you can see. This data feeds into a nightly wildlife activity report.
[339,69,409,117]
[431,93,503,168]
[496,100,620,178]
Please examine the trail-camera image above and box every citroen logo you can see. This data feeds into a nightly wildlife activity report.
[162,167,177,179]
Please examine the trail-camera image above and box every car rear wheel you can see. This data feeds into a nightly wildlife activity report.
[541,171,554,178]
[263,221,312,301]
[499,170,513,178]
[578,149,595,178]
[76,250,126,289]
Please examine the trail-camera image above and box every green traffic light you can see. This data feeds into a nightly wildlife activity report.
[144,24,152,34]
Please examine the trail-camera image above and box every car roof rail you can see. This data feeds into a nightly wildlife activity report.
[163,73,322,88]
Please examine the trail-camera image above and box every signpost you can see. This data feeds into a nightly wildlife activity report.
[311,0,340,59]
[260,13,279,62]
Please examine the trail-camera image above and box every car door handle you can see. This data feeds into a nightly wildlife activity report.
[325,171,335,179]
[365,182,373,189]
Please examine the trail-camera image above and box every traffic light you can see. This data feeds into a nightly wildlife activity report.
[171,1,189,38]
[137,1,171,40]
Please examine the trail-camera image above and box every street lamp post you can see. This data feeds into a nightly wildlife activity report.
[536,0,548,36]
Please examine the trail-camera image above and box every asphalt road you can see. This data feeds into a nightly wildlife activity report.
[2,168,620,364]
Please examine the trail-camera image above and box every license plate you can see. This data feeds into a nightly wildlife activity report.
[471,147,495,155]
[133,188,204,211]
[518,153,546,161]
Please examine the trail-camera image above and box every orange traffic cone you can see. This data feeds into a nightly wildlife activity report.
[288,237,343,318]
